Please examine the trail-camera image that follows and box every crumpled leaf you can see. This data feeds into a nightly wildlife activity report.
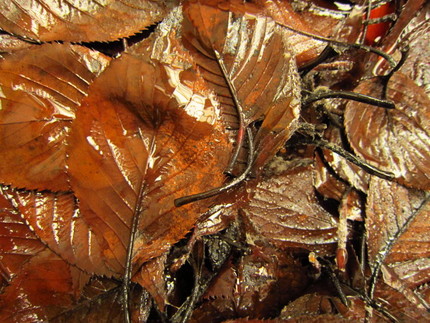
[66,50,231,276]
[0,0,176,42]
[241,165,338,255]
[183,0,301,172]
[0,43,110,191]
[345,72,430,189]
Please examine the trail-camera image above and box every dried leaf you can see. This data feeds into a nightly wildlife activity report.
[0,43,110,191]
[345,72,430,189]
[241,165,338,255]
[183,0,301,172]
[0,0,176,42]
[67,51,231,275]
[313,151,347,201]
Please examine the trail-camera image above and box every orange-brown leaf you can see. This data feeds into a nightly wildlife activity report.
[0,43,110,191]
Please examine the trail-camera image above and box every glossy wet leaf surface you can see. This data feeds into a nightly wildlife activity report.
[0,0,429,321]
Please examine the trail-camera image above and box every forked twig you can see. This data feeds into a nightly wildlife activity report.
[299,136,394,181]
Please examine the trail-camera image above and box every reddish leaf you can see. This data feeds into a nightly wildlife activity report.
[0,248,89,322]
[0,43,110,191]
[313,152,347,201]
[52,277,151,323]
[133,254,167,311]
[345,72,430,189]
[67,51,231,275]
[0,0,176,42]
[241,165,338,255]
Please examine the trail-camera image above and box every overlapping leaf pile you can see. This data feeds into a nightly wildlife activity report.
[0,0,429,322]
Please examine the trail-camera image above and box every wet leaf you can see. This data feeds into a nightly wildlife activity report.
[51,277,151,323]
[344,72,430,189]
[183,0,301,172]
[0,43,110,191]
[9,189,113,275]
[67,50,231,275]
[0,0,176,42]
[0,186,45,284]
[0,248,89,322]
[241,165,338,255]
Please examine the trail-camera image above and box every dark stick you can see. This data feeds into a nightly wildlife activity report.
[301,137,394,181]
[303,90,395,109]
[174,127,254,207]
[275,21,397,68]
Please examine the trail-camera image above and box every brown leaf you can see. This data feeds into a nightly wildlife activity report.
[366,176,430,319]
[0,43,110,191]
[0,248,89,322]
[66,51,231,275]
[0,0,176,42]
[9,189,115,275]
[51,277,151,322]
[313,151,347,201]
[183,0,301,172]
[344,72,430,189]
[0,186,45,283]
[241,165,338,255]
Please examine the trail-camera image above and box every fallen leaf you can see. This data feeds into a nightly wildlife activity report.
[0,43,110,191]
[0,0,176,42]
[344,72,430,189]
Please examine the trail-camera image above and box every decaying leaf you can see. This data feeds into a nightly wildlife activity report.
[0,0,176,42]
[241,165,338,255]
[0,43,110,191]
[345,72,430,189]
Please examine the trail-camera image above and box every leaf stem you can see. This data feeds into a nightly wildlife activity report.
[213,49,246,175]
[174,127,254,207]
[122,181,147,323]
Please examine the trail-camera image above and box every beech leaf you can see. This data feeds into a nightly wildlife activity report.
[0,43,110,191]
[66,51,231,275]
[345,72,430,189]
[241,165,338,255]
[0,0,176,42]
[183,0,301,172]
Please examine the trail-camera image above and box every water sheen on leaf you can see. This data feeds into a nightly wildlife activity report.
[0,0,176,42]
[0,43,110,191]
[241,165,338,255]
[345,72,430,189]
[183,0,301,172]
[67,52,231,275]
